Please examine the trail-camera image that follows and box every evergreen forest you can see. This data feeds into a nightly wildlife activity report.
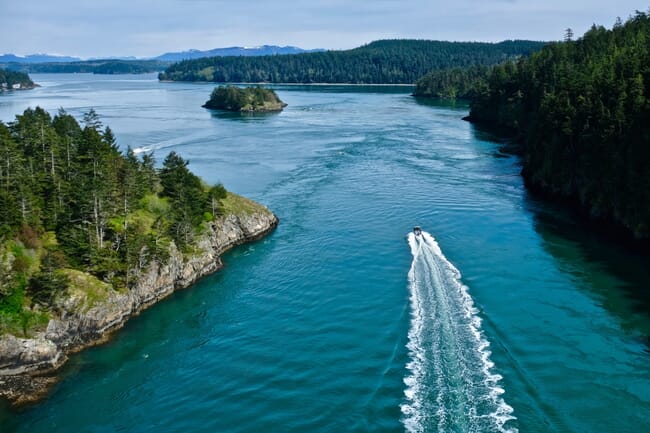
[0,108,228,335]
[158,39,546,84]
[413,65,490,99]
[461,13,650,239]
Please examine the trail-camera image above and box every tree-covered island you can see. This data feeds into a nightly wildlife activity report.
[203,86,287,112]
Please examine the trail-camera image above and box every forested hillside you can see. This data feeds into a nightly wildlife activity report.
[4,60,171,75]
[0,108,227,335]
[412,65,490,99]
[467,13,650,239]
[159,39,545,84]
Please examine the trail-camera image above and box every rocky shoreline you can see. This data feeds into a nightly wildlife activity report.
[0,208,278,406]
[0,83,39,92]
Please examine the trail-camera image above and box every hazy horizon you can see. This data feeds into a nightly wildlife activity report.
[2,1,649,58]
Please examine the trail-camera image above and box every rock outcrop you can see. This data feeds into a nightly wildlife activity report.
[0,209,278,405]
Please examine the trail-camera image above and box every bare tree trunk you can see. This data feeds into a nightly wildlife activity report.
[66,138,71,176]
[41,123,47,174]
[50,146,55,177]
[4,157,9,192]
[21,197,27,221]
[94,195,101,249]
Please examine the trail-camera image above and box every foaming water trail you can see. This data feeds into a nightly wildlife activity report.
[402,231,517,433]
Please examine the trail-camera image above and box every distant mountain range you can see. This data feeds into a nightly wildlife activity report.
[0,46,324,64]
[0,53,82,63]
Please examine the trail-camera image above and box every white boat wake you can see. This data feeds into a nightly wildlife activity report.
[401,230,517,433]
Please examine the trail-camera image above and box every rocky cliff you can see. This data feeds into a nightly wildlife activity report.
[0,207,278,405]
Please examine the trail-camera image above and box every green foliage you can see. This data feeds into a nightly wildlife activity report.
[209,184,227,217]
[0,241,48,336]
[0,107,229,334]
[468,12,650,239]
[203,86,286,111]
[209,184,227,201]
[159,39,546,84]
[160,152,211,247]
[27,270,69,308]
[138,194,171,217]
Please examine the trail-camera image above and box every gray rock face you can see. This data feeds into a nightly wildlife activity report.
[0,210,278,405]
[0,335,63,375]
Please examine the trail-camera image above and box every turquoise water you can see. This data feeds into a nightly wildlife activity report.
[1,74,649,432]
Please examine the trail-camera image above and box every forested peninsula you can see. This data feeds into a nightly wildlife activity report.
[0,108,278,405]
[0,68,36,90]
[423,13,650,240]
[158,39,545,84]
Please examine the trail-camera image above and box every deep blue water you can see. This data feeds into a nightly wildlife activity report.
[1,74,649,432]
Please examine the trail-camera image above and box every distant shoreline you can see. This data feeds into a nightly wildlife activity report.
[160,80,414,87]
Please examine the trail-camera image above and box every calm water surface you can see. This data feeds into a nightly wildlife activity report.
[0,74,649,432]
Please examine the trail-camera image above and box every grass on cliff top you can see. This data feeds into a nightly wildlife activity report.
[60,269,113,312]
[219,192,270,217]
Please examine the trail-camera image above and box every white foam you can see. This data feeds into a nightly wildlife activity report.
[401,230,517,433]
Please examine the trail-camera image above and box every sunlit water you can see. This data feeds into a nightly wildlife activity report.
[1,74,649,432]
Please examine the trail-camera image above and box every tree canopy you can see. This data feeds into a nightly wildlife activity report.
[466,12,650,239]
[412,65,491,99]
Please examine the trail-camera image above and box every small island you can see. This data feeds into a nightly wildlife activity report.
[202,85,287,112]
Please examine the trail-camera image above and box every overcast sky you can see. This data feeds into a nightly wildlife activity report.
[2,1,649,58]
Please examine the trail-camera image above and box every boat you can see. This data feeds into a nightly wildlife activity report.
[413,226,422,236]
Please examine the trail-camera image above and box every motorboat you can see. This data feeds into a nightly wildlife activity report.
[413,226,422,236]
